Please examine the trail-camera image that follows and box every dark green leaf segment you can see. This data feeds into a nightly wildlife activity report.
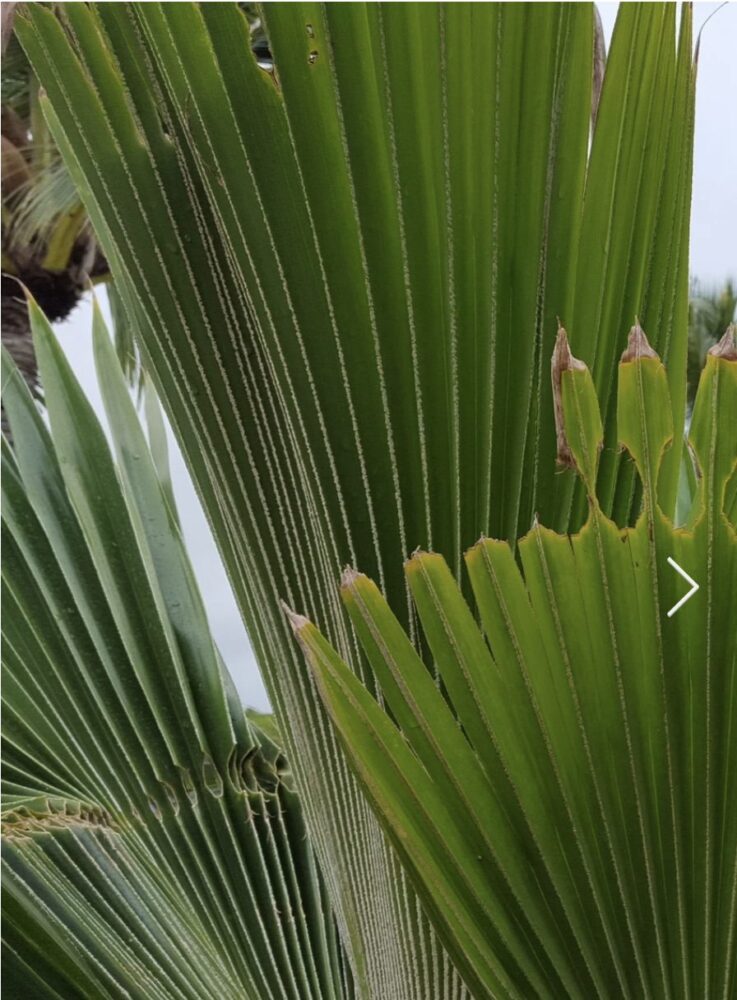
[2,307,350,1000]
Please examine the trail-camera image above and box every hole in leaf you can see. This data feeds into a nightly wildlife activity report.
[202,757,224,797]
[179,768,198,806]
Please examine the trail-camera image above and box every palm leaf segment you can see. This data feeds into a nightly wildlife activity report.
[1,303,350,1000]
[14,4,696,996]
[294,331,737,999]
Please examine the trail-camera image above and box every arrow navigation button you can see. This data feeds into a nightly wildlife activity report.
[666,556,699,618]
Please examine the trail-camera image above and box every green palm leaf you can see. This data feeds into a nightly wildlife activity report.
[293,330,737,998]
[13,3,697,994]
[2,304,349,999]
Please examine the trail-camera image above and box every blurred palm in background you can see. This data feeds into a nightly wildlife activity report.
[687,278,736,406]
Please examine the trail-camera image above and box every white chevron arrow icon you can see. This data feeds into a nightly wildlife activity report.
[666,556,700,618]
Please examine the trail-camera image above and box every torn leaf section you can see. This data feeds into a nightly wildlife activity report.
[552,328,603,494]
[617,324,673,508]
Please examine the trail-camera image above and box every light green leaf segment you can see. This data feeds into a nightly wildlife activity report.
[2,304,351,1000]
[296,334,737,999]
[14,4,696,995]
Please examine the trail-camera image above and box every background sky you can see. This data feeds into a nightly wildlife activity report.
[52,2,736,711]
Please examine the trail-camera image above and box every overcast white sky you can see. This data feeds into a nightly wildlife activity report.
[53,3,736,711]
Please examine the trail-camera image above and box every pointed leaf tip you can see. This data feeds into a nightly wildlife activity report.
[708,324,737,360]
[280,601,310,633]
[621,322,659,363]
[340,566,363,589]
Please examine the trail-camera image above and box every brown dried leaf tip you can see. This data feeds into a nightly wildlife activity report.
[551,326,587,469]
[620,321,659,363]
[708,324,737,361]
